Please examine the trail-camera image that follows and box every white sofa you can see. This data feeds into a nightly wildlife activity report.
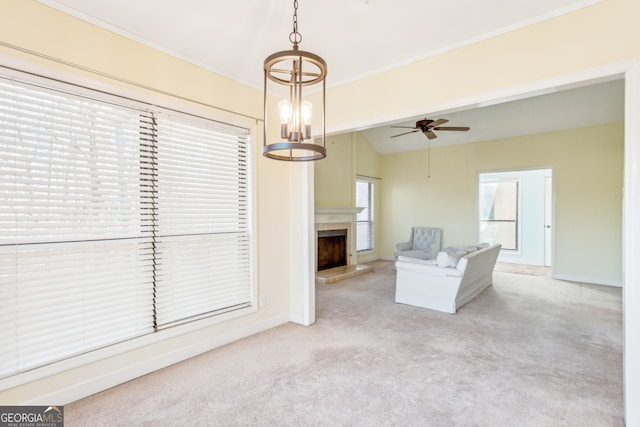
[395,243,502,314]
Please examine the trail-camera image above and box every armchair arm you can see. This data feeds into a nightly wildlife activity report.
[395,241,412,251]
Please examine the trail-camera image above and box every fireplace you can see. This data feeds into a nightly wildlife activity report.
[314,207,373,283]
[317,229,347,270]
[314,207,363,272]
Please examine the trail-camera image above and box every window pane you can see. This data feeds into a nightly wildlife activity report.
[356,221,372,251]
[154,114,252,328]
[479,180,519,250]
[356,179,374,252]
[0,77,154,378]
[356,181,370,221]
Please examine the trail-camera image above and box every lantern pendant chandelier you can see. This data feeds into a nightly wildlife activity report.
[263,0,327,161]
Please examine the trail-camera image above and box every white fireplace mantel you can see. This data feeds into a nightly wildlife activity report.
[314,206,364,224]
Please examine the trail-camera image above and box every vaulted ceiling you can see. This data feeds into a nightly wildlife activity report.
[361,79,624,154]
[38,0,623,153]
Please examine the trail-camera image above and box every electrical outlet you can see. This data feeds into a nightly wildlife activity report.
[259,294,266,307]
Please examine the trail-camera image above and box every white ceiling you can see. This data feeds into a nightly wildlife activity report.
[37,0,623,154]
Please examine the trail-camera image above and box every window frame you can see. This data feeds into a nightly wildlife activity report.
[355,176,375,253]
[0,63,257,390]
[478,175,521,252]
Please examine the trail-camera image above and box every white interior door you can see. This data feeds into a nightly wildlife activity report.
[544,175,553,266]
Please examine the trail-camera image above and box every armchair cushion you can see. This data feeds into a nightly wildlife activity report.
[394,227,442,260]
[395,241,412,252]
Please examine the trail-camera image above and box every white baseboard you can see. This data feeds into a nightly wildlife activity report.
[553,274,622,288]
[497,257,544,266]
[24,313,290,406]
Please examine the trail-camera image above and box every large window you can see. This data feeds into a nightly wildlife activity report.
[479,177,520,251]
[0,71,253,380]
[355,177,375,252]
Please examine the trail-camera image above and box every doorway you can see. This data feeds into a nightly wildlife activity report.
[479,169,553,267]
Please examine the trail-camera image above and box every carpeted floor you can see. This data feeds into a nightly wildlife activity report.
[66,260,623,426]
[494,261,551,276]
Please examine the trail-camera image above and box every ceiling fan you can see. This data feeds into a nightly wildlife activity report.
[390,118,470,179]
[390,118,470,140]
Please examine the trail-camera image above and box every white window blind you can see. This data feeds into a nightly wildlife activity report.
[356,177,374,252]
[0,78,155,377]
[0,72,252,380]
[154,113,251,328]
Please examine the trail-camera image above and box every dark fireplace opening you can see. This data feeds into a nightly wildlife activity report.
[317,229,347,271]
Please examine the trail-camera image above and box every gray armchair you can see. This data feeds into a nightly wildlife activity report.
[394,227,442,260]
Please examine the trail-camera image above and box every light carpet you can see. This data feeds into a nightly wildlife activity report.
[66,260,623,426]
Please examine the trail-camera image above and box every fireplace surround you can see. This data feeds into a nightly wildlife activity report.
[314,207,362,272]
[314,207,372,283]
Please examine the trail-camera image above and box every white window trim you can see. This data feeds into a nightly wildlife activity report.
[355,175,375,253]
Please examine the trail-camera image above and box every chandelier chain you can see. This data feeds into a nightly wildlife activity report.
[289,0,302,45]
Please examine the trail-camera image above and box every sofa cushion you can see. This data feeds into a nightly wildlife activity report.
[436,250,467,268]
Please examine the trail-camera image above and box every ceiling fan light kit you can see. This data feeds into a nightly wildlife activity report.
[263,0,327,161]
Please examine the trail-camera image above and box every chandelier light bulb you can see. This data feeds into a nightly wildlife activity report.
[278,99,292,124]
[301,100,312,125]
[301,100,313,139]
[278,99,293,138]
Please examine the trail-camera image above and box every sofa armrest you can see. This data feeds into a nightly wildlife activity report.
[395,241,411,251]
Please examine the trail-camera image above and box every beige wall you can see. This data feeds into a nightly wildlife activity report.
[314,132,382,262]
[0,1,292,403]
[314,132,383,207]
[378,123,623,284]
[314,133,355,207]
[355,133,381,178]
[325,0,639,134]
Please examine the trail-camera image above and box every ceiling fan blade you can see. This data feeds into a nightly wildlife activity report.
[433,126,470,131]
[390,125,418,129]
[425,130,437,140]
[390,129,420,138]
[427,119,448,128]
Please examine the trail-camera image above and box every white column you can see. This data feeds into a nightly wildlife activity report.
[624,60,640,426]
[289,162,315,326]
